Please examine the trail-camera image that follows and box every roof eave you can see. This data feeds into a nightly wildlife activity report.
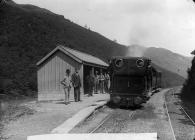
[36,46,60,66]
[36,46,82,66]
[36,45,109,68]
[83,61,108,69]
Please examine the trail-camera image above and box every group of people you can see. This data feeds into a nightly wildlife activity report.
[61,68,81,104]
[86,71,110,96]
[61,68,111,105]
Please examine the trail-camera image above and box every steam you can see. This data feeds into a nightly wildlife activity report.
[126,45,147,57]
[126,25,149,57]
[125,0,166,57]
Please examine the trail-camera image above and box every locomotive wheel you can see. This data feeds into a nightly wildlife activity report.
[108,98,120,108]
[134,96,143,105]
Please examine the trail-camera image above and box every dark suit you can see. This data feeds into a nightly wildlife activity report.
[71,72,81,102]
[86,75,95,96]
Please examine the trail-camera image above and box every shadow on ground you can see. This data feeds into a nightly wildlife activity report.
[106,101,144,111]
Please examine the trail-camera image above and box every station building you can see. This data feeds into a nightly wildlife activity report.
[36,45,108,101]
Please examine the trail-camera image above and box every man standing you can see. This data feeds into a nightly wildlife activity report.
[86,70,95,96]
[61,69,71,105]
[99,71,105,94]
[94,71,99,94]
[71,68,81,102]
[104,72,110,93]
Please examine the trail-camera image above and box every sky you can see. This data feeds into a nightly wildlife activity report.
[15,0,195,56]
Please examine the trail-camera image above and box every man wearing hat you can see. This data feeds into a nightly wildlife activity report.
[71,68,81,102]
[61,69,71,104]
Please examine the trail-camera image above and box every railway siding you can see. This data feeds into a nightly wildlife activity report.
[165,88,195,140]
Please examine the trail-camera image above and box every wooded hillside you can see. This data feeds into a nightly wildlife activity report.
[0,0,186,96]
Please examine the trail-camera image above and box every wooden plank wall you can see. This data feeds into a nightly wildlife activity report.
[37,51,83,101]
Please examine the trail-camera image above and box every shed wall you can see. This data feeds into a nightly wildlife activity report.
[38,51,83,101]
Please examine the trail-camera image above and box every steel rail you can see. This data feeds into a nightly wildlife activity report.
[89,109,136,133]
[164,89,177,140]
[180,106,195,125]
[89,111,114,133]
[179,105,195,140]
[172,89,195,126]
[172,89,195,139]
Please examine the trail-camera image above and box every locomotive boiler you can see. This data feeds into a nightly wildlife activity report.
[108,56,161,107]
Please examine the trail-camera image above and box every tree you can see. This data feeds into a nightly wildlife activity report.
[113,39,117,43]
[84,24,88,29]
[181,1,195,100]
[181,50,195,100]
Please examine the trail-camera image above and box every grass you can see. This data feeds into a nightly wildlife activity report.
[0,99,36,138]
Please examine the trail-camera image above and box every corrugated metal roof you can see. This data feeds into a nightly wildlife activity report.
[60,45,108,67]
[37,45,108,67]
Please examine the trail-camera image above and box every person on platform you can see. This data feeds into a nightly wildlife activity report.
[99,71,105,94]
[104,72,110,93]
[61,69,71,105]
[86,70,95,96]
[94,71,99,94]
[71,68,81,102]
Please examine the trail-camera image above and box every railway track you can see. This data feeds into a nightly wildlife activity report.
[89,88,193,139]
[172,89,195,124]
[180,105,195,140]
[89,109,136,133]
[171,88,195,125]
[171,88,195,140]
[164,90,177,140]
[166,88,195,140]
[89,111,113,133]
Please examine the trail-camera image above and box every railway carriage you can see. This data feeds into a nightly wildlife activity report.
[108,56,161,107]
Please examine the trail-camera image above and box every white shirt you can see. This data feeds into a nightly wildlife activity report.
[62,75,71,88]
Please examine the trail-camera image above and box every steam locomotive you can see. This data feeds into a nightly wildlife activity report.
[108,57,161,107]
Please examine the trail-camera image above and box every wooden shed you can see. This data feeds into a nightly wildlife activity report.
[36,45,108,101]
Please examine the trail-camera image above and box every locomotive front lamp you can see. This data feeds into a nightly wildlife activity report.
[136,59,144,67]
[115,58,124,68]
